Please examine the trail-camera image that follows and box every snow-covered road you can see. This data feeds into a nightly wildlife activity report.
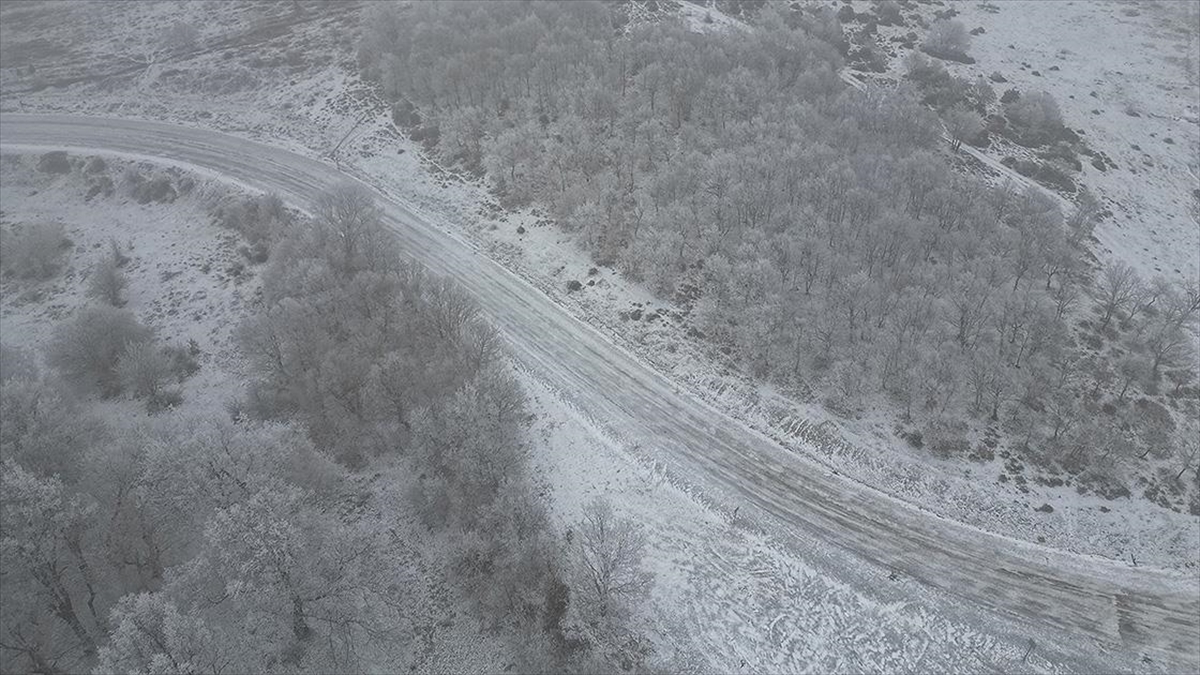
[3,113,1195,672]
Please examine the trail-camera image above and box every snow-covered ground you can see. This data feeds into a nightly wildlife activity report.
[2,2,1197,669]
[963,0,1198,281]
[4,0,1193,573]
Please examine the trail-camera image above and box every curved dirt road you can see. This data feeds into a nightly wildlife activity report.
[2,114,1196,672]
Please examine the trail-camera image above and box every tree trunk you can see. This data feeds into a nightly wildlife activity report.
[292,594,312,641]
[52,591,94,654]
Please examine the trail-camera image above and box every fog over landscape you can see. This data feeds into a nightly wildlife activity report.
[0,1,1197,673]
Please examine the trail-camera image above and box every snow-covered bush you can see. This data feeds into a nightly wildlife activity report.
[0,222,70,280]
[47,305,153,396]
[922,19,972,62]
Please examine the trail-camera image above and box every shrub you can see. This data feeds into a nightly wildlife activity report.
[0,222,70,280]
[87,253,129,306]
[904,52,970,110]
[1037,143,1082,171]
[922,20,973,63]
[36,151,72,174]
[0,343,38,384]
[162,341,201,381]
[146,387,184,414]
[210,192,288,245]
[1032,162,1076,193]
[566,280,582,292]
[1003,90,1066,146]
[924,417,969,458]
[85,174,115,200]
[47,305,153,396]
[110,238,131,267]
[968,77,996,110]
[875,0,903,25]
[115,340,172,401]
[133,175,178,204]
[848,41,888,73]
[161,21,199,52]
[944,106,983,150]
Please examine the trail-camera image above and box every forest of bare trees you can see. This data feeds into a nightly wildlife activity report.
[1,182,654,673]
[358,0,1199,503]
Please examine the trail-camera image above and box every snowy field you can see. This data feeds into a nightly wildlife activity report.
[939,0,1198,281]
[843,0,1200,281]
[0,153,257,422]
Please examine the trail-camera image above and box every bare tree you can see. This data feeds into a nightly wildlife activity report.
[1096,262,1140,331]
[573,498,653,622]
[1142,318,1192,380]
[1175,423,1200,482]
[1115,353,1147,402]
[1125,276,1171,330]
[95,593,227,675]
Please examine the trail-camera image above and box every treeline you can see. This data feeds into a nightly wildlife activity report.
[358,0,1199,494]
[2,179,658,673]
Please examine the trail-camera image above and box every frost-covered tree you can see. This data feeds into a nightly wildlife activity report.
[1003,90,1066,146]
[1097,261,1140,331]
[571,498,653,622]
[95,593,226,675]
[0,463,104,672]
[0,376,100,482]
